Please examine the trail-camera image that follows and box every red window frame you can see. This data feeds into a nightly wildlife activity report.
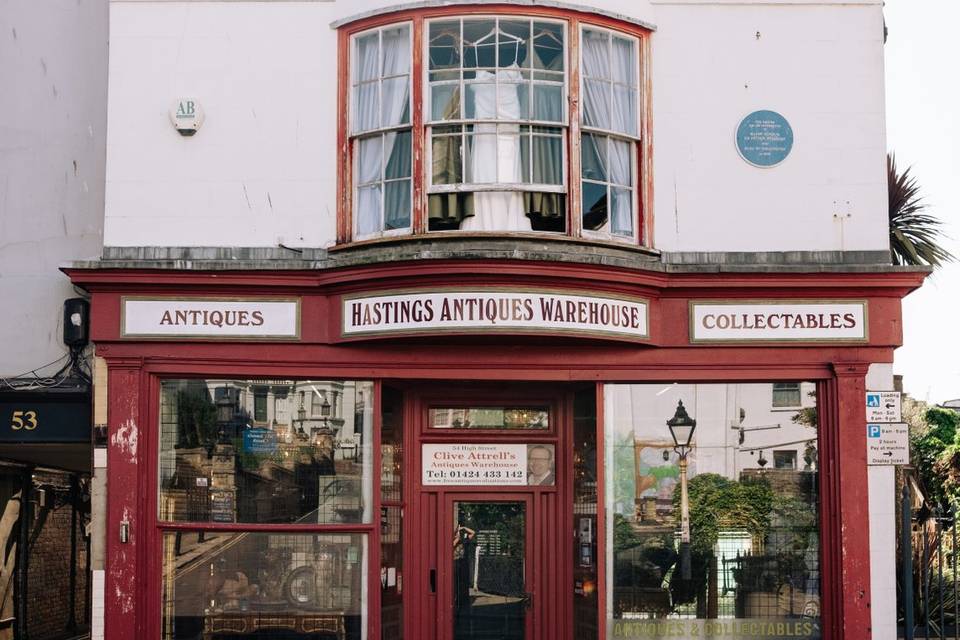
[335,4,654,248]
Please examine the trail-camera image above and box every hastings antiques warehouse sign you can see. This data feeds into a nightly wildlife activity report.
[342,289,649,340]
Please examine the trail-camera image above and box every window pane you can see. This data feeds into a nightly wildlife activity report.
[582,182,608,231]
[432,134,463,184]
[532,135,562,185]
[428,406,549,430]
[357,136,382,185]
[382,24,410,76]
[532,83,563,122]
[583,79,611,130]
[159,380,375,525]
[463,19,496,68]
[581,28,608,78]
[465,130,498,183]
[465,79,496,120]
[431,84,461,120]
[533,21,564,71]
[496,126,523,183]
[609,138,632,186]
[610,187,633,236]
[611,84,637,136]
[162,532,366,640]
[356,32,379,82]
[499,79,529,120]
[384,180,411,230]
[773,382,803,408]
[429,20,461,70]
[355,82,379,132]
[381,77,410,127]
[384,131,411,180]
[581,134,607,182]
[357,186,381,235]
[603,383,821,636]
[573,388,598,636]
[611,36,636,86]
[499,19,530,68]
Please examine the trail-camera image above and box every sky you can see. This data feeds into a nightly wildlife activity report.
[884,1,960,404]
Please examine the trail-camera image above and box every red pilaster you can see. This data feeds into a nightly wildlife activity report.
[104,359,143,640]
[832,362,873,639]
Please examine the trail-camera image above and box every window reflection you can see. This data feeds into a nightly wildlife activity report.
[159,380,373,525]
[604,383,820,639]
[429,406,549,430]
[161,531,366,640]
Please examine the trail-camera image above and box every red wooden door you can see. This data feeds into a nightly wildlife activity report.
[405,385,568,640]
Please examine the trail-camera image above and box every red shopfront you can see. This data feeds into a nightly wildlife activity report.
[67,258,923,640]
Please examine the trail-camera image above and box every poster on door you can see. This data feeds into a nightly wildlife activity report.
[422,443,556,486]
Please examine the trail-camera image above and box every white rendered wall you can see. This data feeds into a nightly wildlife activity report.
[0,0,107,376]
[103,0,887,253]
[866,363,896,640]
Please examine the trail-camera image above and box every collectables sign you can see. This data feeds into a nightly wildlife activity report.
[343,289,648,341]
[422,443,556,486]
[122,297,300,339]
[690,301,868,343]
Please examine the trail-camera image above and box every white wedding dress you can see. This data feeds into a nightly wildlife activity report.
[460,66,532,232]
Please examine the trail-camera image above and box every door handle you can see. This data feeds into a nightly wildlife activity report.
[429,568,437,593]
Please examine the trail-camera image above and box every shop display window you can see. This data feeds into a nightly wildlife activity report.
[161,531,367,640]
[158,380,374,525]
[603,383,821,639]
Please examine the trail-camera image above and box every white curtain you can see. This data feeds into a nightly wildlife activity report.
[356,136,382,236]
[381,26,412,230]
[582,29,610,132]
[355,26,412,235]
[609,139,633,235]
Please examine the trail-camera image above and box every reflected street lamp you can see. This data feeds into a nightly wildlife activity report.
[667,400,697,580]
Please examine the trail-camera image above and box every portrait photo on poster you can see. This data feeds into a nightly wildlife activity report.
[527,444,556,486]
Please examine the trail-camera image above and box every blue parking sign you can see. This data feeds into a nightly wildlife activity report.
[868,425,882,438]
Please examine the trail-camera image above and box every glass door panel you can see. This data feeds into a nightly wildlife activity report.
[452,501,527,640]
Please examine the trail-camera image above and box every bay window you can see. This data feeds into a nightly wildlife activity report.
[340,8,649,245]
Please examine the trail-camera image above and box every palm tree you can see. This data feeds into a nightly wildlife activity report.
[888,152,955,267]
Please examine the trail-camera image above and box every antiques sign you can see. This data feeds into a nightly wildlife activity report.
[343,289,648,340]
[690,301,867,343]
[736,110,794,167]
[122,297,300,339]
[422,443,556,486]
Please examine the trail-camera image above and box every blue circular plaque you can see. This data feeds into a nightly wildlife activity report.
[736,110,794,167]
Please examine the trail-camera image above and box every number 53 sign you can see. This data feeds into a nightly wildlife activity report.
[0,399,90,443]
[10,410,38,431]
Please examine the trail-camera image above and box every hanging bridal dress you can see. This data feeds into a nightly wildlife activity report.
[460,66,532,232]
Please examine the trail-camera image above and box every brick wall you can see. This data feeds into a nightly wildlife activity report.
[24,470,89,640]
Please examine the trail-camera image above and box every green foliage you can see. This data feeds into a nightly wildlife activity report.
[888,152,955,268]
[911,406,960,510]
[674,473,774,554]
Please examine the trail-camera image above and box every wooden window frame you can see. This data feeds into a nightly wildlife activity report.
[336,4,654,248]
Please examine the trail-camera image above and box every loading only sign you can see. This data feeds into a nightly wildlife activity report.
[866,391,902,423]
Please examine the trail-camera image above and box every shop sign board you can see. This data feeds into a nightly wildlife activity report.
[866,391,902,423]
[122,297,300,339]
[867,423,909,465]
[343,289,648,341]
[242,427,278,454]
[422,443,556,486]
[610,618,820,639]
[689,301,868,343]
[0,398,91,443]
